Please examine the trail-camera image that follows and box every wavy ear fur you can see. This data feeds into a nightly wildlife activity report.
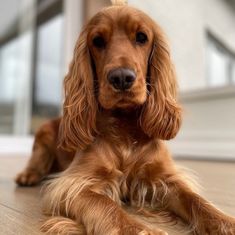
[59,29,97,151]
[140,23,182,140]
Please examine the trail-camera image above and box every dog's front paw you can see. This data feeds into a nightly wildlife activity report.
[15,169,42,186]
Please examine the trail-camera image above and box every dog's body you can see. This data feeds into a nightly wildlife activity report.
[16,3,235,235]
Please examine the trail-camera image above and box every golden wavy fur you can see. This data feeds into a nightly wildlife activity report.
[16,4,235,235]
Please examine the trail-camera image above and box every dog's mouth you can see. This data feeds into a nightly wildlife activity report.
[115,98,136,108]
[98,90,141,110]
[113,89,146,108]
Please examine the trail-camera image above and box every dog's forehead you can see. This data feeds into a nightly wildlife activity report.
[90,6,151,31]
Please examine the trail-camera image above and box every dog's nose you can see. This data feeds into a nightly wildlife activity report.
[108,68,136,90]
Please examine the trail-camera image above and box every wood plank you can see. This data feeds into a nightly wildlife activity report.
[0,156,45,234]
[0,204,43,235]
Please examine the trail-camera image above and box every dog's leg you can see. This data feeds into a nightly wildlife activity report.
[41,149,168,235]
[15,119,61,186]
[15,142,54,186]
[134,143,235,234]
[43,188,167,235]
[152,175,235,235]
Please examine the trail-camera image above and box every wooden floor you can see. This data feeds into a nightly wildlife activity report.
[0,155,235,235]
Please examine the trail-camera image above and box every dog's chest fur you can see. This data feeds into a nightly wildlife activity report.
[102,135,161,207]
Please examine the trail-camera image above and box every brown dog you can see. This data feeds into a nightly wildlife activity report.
[16,3,235,235]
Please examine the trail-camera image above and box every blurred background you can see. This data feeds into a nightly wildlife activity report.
[0,0,234,159]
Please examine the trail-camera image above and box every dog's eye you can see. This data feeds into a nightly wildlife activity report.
[93,36,106,49]
[136,32,148,44]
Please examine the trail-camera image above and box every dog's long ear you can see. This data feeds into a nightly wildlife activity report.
[59,28,97,151]
[140,23,182,140]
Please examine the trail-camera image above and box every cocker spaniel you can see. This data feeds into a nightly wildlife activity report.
[16,2,235,235]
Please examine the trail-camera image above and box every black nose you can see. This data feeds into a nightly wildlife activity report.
[108,68,136,90]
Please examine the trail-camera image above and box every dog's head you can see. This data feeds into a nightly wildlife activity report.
[60,5,182,151]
